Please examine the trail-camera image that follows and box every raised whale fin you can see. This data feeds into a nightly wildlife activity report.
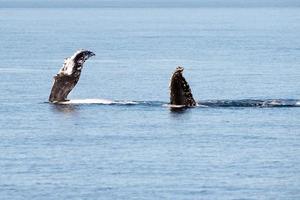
[49,49,95,103]
[169,66,196,107]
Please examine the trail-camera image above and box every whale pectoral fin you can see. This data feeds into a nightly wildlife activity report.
[182,80,196,107]
[169,67,196,107]
[49,75,79,102]
[170,73,185,105]
[48,50,95,103]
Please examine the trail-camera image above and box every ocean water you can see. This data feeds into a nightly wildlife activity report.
[1,7,300,199]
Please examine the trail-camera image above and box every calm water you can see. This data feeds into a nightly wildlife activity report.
[1,7,300,199]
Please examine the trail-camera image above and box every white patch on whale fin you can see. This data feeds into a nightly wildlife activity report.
[58,57,75,75]
[57,49,87,76]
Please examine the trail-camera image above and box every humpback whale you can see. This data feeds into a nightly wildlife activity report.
[169,66,197,107]
[49,49,95,103]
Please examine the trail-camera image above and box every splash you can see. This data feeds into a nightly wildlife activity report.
[51,99,300,108]
[57,99,138,105]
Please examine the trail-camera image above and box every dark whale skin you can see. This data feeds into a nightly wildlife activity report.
[49,50,95,103]
[169,66,196,107]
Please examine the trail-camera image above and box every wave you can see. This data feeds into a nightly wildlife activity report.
[51,98,300,108]
[199,99,300,108]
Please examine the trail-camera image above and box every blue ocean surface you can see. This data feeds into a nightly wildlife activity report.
[1,7,300,199]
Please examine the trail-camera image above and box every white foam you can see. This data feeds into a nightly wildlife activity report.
[164,103,207,108]
[115,101,138,105]
[197,104,209,108]
[58,99,114,105]
[164,104,186,108]
[57,99,138,105]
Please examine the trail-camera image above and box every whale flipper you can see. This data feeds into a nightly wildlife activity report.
[49,50,95,103]
[169,66,196,107]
